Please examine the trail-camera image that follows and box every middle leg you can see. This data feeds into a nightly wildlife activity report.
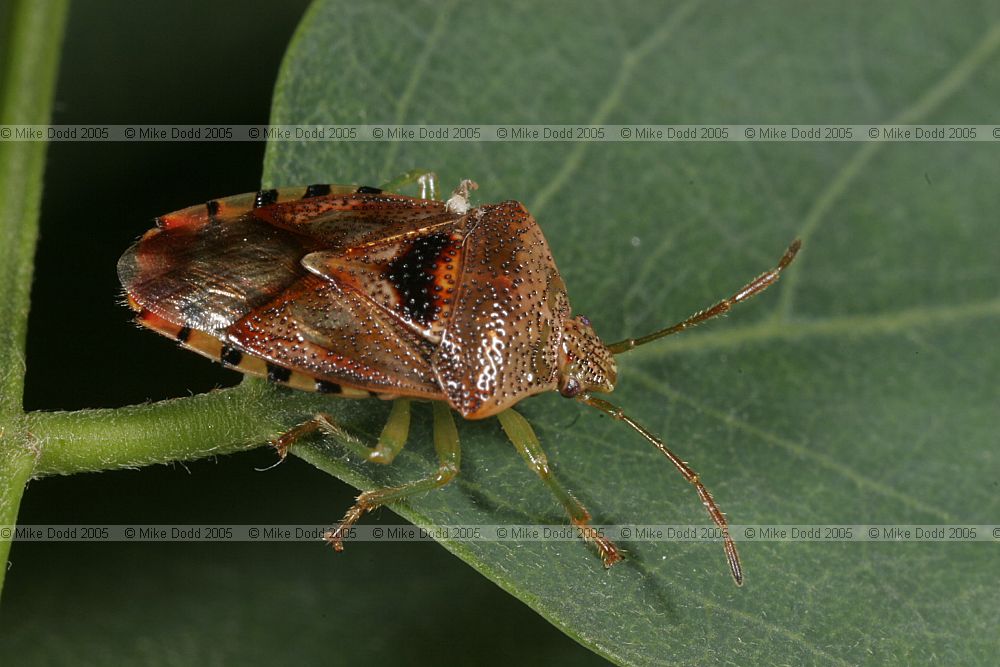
[325,400,461,550]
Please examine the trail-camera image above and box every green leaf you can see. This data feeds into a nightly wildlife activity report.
[263,1,1000,664]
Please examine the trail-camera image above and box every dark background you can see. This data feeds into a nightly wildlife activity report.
[1,2,606,664]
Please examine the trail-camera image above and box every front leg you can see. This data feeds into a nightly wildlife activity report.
[496,408,623,567]
[379,169,438,199]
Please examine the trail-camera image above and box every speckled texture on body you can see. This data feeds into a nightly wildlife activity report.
[432,201,569,418]
[119,184,615,417]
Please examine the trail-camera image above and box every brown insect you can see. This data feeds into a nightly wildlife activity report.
[118,171,800,585]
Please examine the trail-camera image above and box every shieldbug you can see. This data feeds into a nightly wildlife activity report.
[118,171,800,585]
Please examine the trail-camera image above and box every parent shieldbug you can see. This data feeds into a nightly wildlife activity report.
[118,172,800,585]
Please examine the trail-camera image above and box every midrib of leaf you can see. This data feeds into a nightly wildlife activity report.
[0,0,69,598]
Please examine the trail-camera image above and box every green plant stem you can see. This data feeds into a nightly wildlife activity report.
[0,0,69,598]
[27,380,373,477]
[28,383,287,476]
[0,1,67,412]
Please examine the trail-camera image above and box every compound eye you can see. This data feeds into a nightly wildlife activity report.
[560,377,581,398]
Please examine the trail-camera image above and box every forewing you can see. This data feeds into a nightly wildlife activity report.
[118,184,459,397]
[300,218,466,342]
[431,201,570,419]
[263,190,457,251]
[223,274,442,397]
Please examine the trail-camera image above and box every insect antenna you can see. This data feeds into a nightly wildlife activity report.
[605,239,801,354]
[579,394,743,585]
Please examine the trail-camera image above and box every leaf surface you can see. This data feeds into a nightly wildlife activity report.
[262,2,1000,663]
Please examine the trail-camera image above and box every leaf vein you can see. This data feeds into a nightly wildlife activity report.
[528,0,704,216]
[628,371,958,523]
[776,21,1000,319]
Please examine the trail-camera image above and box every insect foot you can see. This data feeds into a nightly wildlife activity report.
[572,517,624,567]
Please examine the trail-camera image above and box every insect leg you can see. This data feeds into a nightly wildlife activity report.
[496,408,623,567]
[606,239,800,354]
[580,394,743,585]
[269,400,412,464]
[379,169,438,199]
[367,398,412,464]
[325,401,460,551]
[271,414,343,460]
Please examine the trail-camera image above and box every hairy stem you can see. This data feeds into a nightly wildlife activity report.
[0,0,69,599]
[28,381,373,477]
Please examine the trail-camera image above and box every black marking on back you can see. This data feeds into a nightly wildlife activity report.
[176,326,192,343]
[266,363,292,383]
[384,232,452,326]
[315,380,343,394]
[220,346,243,367]
[205,200,220,217]
[254,189,279,208]
[303,184,331,198]
[357,185,382,194]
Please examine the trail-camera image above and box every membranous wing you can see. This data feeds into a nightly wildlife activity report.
[119,185,457,333]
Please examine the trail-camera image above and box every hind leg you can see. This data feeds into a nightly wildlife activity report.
[271,399,412,464]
